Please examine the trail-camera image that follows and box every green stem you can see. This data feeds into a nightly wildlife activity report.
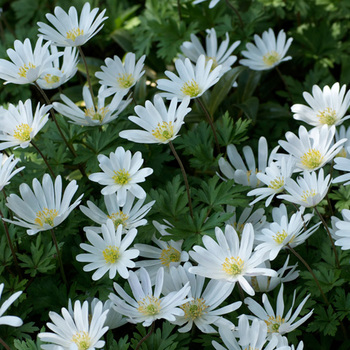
[135,322,155,350]
[225,0,244,28]
[50,229,67,285]
[31,141,56,178]
[0,337,11,350]
[78,46,95,102]
[177,0,182,20]
[275,66,293,102]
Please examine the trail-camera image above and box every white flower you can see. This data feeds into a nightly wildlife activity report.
[219,137,279,188]
[180,28,240,76]
[333,209,350,250]
[80,192,155,233]
[53,85,131,126]
[245,284,313,340]
[120,95,191,144]
[76,219,139,280]
[5,174,83,235]
[0,283,23,327]
[95,53,146,97]
[278,168,331,208]
[278,125,346,172]
[0,154,24,191]
[37,3,107,47]
[291,83,350,127]
[0,37,60,85]
[109,267,191,327]
[333,151,350,185]
[240,28,293,71]
[335,125,350,158]
[0,99,51,151]
[89,146,153,206]
[38,300,109,350]
[37,46,78,90]
[189,224,277,296]
[157,55,222,100]
[193,0,222,8]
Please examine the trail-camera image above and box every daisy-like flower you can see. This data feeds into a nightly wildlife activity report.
[37,3,107,47]
[254,204,320,261]
[0,37,60,85]
[38,300,109,350]
[89,146,153,206]
[80,192,155,233]
[0,99,51,151]
[5,174,83,235]
[180,28,240,76]
[163,262,241,333]
[278,168,331,208]
[278,125,346,172]
[120,95,191,144]
[53,85,131,126]
[333,150,350,185]
[193,0,222,8]
[291,83,350,127]
[37,46,79,90]
[76,219,139,280]
[157,55,222,100]
[109,267,191,327]
[219,137,279,188]
[0,154,25,191]
[244,284,313,340]
[248,156,295,207]
[0,283,23,327]
[333,209,350,250]
[240,28,293,71]
[189,224,277,296]
[95,53,146,97]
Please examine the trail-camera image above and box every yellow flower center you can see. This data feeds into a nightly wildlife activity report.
[180,298,209,320]
[137,296,161,316]
[66,28,84,41]
[13,123,33,142]
[246,169,259,186]
[112,169,130,185]
[107,211,129,229]
[43,74,60,85]
[117,73,134,89]
[273,229,288,244]
[268,176,285,191]
[84,106,109,122]
[18,62,36,78]
[262,51,280,66]
[160,246,181,267]
[102,245,120,264]
[301,189,316,202]
[181,79,200,97]
[300,148,324,170]
[265,315,285,333]
[317,107,337,125]
[152,121,174,142]
[34,208,58,227]
[72,331,91,350]
[222,256,244,276]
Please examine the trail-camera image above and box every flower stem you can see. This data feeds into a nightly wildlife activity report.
[78,46,95,102]
[0,337,11,350]
[275,66,293,102]
[50,229,67,285]
[169,141,194,218]
[135,322,155,350]
[314,206,340,269]
[225,0,244,28]
[30,141,56,178]
[177,0,182,20]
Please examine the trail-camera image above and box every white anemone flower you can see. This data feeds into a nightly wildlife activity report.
[278,125,346,172]
[37,46,79,90]
[0,154,25,191]
[333,149,350,185]
[109,267,191,327]
[95,53,146,97]
[333,209,350,250]
[291,83,350,128]
[120,95,191,144]
[240,28,293,71]
[76,219,139,280]
[80,192,155,233]
[0,37,60,85]
[157,55,222,100]
[53,85,131,126]
[189,224,277,296]
[5,174,83,235]
[193,0,222,8]
[245,284,313,340]
[0,283,23,327]
[278,168,331,208]
[37,3,107,47]
[219,137,279,188]
[38,300,109,350]
[89,146,153,206]
[0,99,51,151]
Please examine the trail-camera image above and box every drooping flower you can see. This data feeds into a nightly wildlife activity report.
[0,154,25,191]
[0,283,23,327]
[37,3,107,47]
[240,29,293,71]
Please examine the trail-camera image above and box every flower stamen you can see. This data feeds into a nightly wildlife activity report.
[265,315,285,333]
[317,107,337,125]
[72,331,91,350]
[34,208,58,227]
[107,211,129,229]
[181,79,200,97]
[180,298,208,320]
[13,123,33,142]
[117,73,134,89]
[222,256,244,276]
[263,51,280,66]
[152,121,174,142]
[66,28,84,41]
[300,148,324,169]
[103,245,120,264]
[112,169,130,185]
[18,62,36,78]
[160,246,181,267]
[137,296,161,316]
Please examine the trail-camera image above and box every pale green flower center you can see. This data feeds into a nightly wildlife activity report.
[262,51,280,66]
[265,315,285,333]
[13,123,33,142]
[66,28,84,41]
[103,245,120,264]
[317,107,337,125]
[181,79,200,97]
[268,176,285,191]
[300,148,324,169]
[43,74,60,85]
[160,246,181,267]
[222,256,244,276]
[152,121,174,142]
[301,189,316,202]
[35,208,58,227]
[180,298,208,320]
[137,296,161,316]
[112,169,130,185]
[72,331,91,350]
[117,73,134,89]
[18,62,36,78]
[84,106,109,122]
[107,211,129,229]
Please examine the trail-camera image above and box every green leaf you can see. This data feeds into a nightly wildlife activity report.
[307,305,339,336]
[329,185,350,211]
